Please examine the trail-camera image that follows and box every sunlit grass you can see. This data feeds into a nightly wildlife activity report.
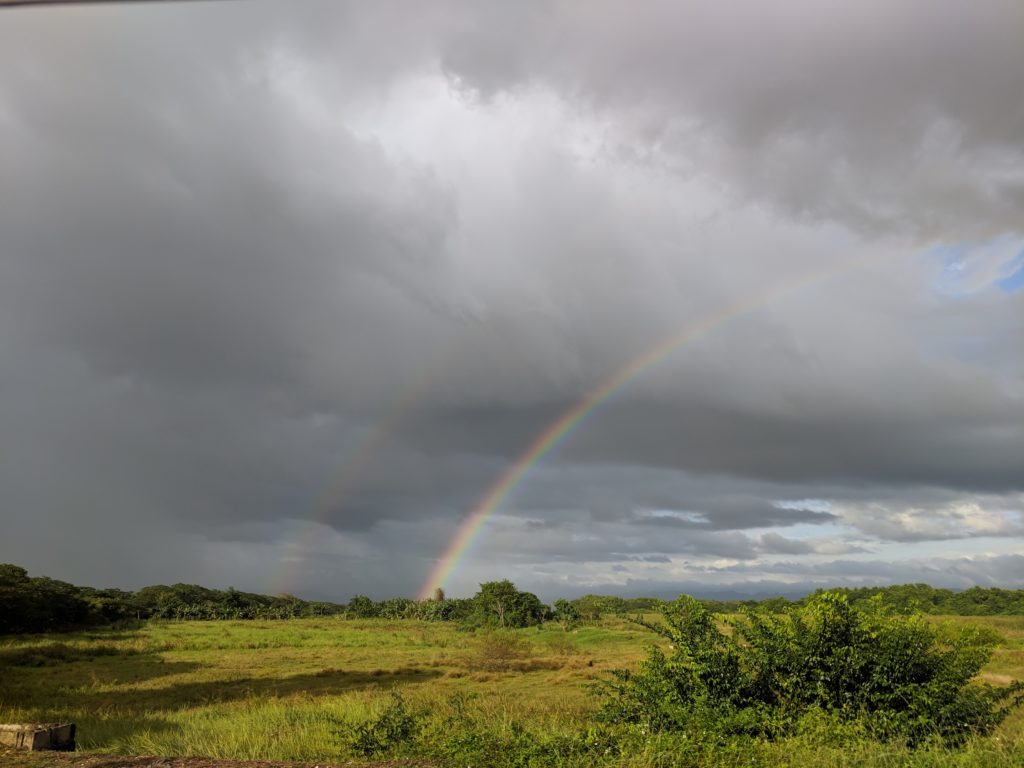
[0,619,629,754]
[1,614,1021,765]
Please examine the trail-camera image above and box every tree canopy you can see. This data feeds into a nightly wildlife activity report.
[470,580,549,628]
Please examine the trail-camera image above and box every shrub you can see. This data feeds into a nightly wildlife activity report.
[469,630,533,672]
[345,595,379,619]
[344,691,421,756]
[409,596,474,622]
[377,597,415,619]
[597,592,1024,745]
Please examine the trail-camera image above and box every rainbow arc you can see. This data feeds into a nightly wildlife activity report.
[417,255,878,599]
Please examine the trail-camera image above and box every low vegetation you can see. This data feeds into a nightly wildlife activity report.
[3,566,1024,766]
[599,593,1024,745]
[703,584,1024,617]
[6,563,1024,637]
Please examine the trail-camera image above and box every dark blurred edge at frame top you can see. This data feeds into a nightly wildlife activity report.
[1,0,232,8]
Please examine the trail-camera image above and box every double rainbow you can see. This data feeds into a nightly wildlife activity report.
[417,255,877,599]
[266,363,439,596]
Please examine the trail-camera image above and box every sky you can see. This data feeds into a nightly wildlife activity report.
[1,0,1022,602]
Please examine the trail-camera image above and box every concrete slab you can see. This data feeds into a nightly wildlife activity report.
[0,723,76,751]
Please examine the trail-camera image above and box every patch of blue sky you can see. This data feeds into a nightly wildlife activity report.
[926,235,1024,296]
[997,250,1024,293]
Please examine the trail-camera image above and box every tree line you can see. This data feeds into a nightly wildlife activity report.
[3,562,1023,635]
[0,563,345,633]
[690,583,1024,616]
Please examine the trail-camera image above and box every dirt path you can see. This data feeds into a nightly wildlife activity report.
[0,753,436,768]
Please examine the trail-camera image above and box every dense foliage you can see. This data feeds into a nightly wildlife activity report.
[0,565,548,633]
[599,592,1024,744]
[0,563,345,633]
[817,584,1024,616]
[132,584,343,621]
[701,585,1024,616]
[343,593,475,621]
[0,564,99,634]
[570,594,664,619]
[345,581,550,628]
[5,560,1024,639]
[468,580,549,628]
[553,598,581,630]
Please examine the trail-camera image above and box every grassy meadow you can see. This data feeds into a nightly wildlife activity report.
[2,615,1023,767]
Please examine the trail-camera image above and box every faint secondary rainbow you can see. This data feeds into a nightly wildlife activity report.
[417,255,878,599]
[267,361,441,596]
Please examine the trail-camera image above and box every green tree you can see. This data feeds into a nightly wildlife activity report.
[471,580,547,628]
[553,598,581,631]
[0,564,29,586]
[571,594,609,621]
[347,595,379,618]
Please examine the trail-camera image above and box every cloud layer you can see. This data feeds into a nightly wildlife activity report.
[1,0,1021,600]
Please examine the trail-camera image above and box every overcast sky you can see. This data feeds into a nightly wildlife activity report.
[1,0,1022,602]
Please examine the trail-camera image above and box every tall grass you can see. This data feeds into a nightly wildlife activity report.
[1,615,1021,766]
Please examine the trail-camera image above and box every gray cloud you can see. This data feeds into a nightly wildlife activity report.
[436,0,1024,240]
[0,1,1022,600]
[755,533,867,556]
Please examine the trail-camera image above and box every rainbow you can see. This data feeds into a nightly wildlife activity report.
[266,362,440,596]
[417,254,879,599]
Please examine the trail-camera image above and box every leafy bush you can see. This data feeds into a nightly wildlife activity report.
[408,596,474,621]
[598,592,1024,745]
[344,691,421,756]
[376,597,415,619]
[345,594,379,618]
[469,630,533,671]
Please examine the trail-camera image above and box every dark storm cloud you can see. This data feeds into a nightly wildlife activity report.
[1,0,1022,599]
[563,396,1024,492]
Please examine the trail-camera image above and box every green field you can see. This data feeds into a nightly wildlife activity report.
[2,616,1023,767]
